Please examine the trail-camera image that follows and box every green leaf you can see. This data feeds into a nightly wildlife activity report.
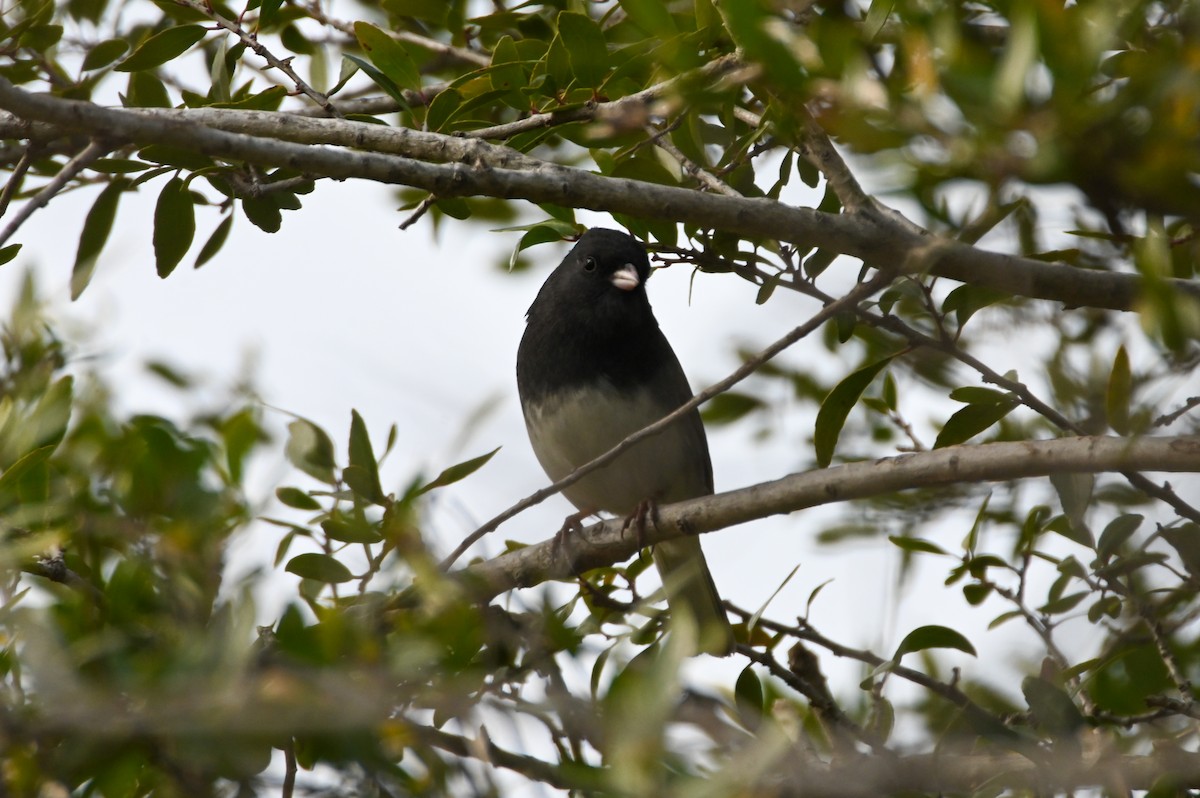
[1049,472,1094,547]
[1097,513,1143,560]
[863,0,894,40]
[194,214,232,268]
[1038,590,1089,615]
[887,536,947,556]
[962,583,991,605]
[814,355,894,467]
[1106,345,1132,434]
[321,516,382,544]
[0,244,20,266]
[242,196,282,233]
[285,418,337,484]
[504,220,579,270]
[124,70,171,108]
[894,625,977,658]
[700,392,764,426]
[943,285,1010,329]
[734,666,765,729]
[285,552,353,583]
[417,446,500,495]
[557,11,609,88]
[342,53,410,109]
[137,145,210,170]
[618,0,678,37]
[72,178,126,299]
[948,386,1011,404]
[490,35,526,94]
[152,177,195,278]
[276,486,321,511]
[1161,523,1200,578]
[0,445,56,495]
[933,398,1018,448]
[82,38,129,71]
[354,22,420,93]
[115,25,207,72]
[425,88,462,132]
[346,410,384,503]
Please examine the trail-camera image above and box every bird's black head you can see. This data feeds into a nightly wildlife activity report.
[526,228,653,326]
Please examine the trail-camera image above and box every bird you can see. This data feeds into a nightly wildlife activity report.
[516,227,734,657]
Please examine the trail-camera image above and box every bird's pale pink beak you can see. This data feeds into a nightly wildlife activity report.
[610,263,640,291]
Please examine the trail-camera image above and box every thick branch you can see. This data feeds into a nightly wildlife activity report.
[769,747,1200,797]
[1,78,1198,311]
[457,435,1200,601]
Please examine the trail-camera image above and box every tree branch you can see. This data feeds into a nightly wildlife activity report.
[1,77,1197,311]
[456,436,1200,601]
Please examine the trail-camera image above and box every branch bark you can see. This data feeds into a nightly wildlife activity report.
[1,78,1196,312]
[456,435,1200,601]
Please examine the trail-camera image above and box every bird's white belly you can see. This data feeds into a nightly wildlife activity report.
[523,382,702,515]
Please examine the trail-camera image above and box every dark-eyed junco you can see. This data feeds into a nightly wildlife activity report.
[516,228,733,656]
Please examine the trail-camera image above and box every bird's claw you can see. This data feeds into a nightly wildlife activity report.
[554,509,592,576]
[620,499,660,552]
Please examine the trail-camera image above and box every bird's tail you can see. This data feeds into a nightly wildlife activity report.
[652,537,734,657]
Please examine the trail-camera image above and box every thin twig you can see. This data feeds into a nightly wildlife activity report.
[647,123,742,197]
[461,54,749,140]
[0,139,108,248]
[398,193,437,230]
[438,271,895,570]
[174,0,342,117]
[0,144,34,219]
[1154,395,1200,428]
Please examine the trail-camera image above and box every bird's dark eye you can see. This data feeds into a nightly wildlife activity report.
[583,256,597,272]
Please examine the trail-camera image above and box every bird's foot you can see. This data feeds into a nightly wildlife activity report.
[620,498,660,552]
[554,509,593,575]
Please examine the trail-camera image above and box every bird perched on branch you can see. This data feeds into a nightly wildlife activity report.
[516,228,733,656]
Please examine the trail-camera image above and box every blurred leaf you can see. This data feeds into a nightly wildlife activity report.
[285,418,337,484]
[734,666,764,729]
[417,447,500,495]
[887,536,946,556]
[1021,676,1085,736]
[894,625,977,658]
[1161,523,1200,578]
[1106,345,1132,434]
[72,178,127,299]
[321,516,382,544]
[286,553,354,583]
[115,25,206,72]
[276,486,321,511]
[194,214,232,268]
[346,410,385,504]
[700,392,764,426]
[933,398,1018,448]
[814,355,894,467]
[617,0,677,37]
[1049,472,1094,547]
[1097,514,1143,561]
[0,244,21,266]
[1038,590,1088,615]
[81,38,129,70]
